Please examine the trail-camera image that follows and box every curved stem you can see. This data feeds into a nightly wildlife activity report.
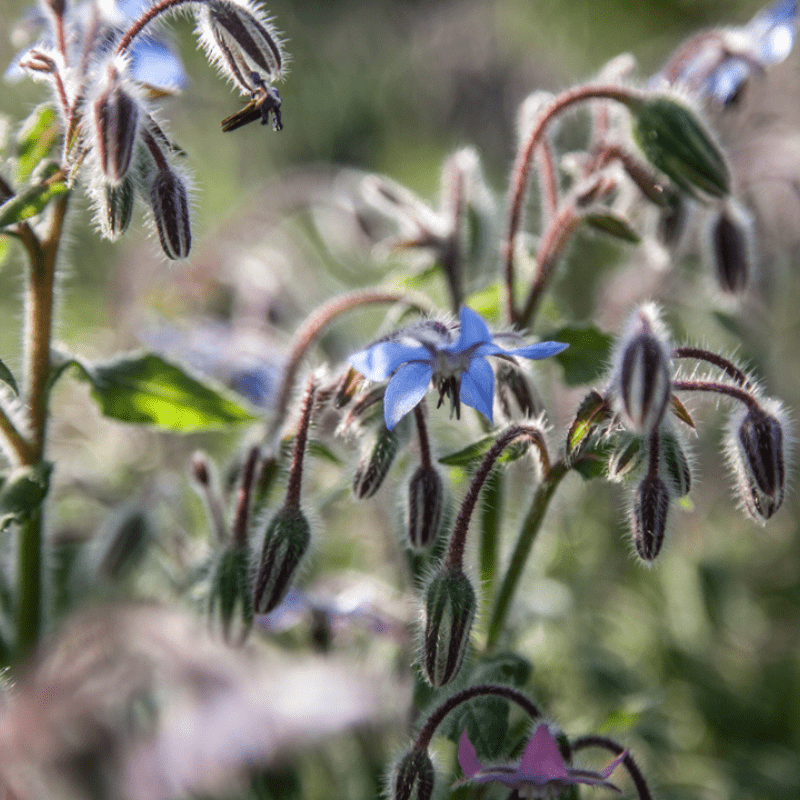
[116,0,194,55]
[413,684,542,751]
[570,736,653,800]
[487,460,568,648]
[502,84,643,324]
[232,446,260,548]
[413,404,432,471]
[446,425,549,571]
[672,379,758,410]
[672,347,751,388]
[284,375,316,510]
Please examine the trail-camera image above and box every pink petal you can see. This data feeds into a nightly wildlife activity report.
[457,731,483,779]
[518,725,569,781]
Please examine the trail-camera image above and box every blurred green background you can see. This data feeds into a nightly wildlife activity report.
[1,2,800,799]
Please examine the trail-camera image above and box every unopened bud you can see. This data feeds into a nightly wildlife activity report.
[422,568,476,686]
[631,95,730,197]
[197,0,285,93]
[209,544,254,644]
[99,177,134,240]
[728,403,786,523]
[613,305,672,433]
[608,435,645,481]
[253,506,311,614]
[407,466,444,549]
[353,424,399,499]
[705,202,753,295]
[496,363,539,420]
[94,71,140,184]
[149,167,191,259]
[660,428,692,497]
[631,474,670,561]
[391,748,435,800]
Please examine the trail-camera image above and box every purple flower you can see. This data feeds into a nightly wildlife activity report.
[350,306,567,430]
[456,724,626,797]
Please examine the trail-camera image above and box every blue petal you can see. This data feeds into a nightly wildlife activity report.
[130,37,188,90]
[383,362,432,430]
[459,357,494,423]
[503,341,569,360]
[446,306,492,353]
[350,342,429,382]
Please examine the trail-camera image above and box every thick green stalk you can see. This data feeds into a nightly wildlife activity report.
[486,461,568,648]
[16,193,69,661]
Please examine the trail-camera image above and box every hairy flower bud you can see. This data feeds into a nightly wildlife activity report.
[631,474,670,561]
[390,748,435,800]
[94,69,140,184]
[407,465,444,549]
[613,305,672,433]
[705,202,753,295]
[149,167,191,259]
[98,177,134,240]
[728,403,787,523]
[608,435,645,482]
[632,95,730,197]
[422,568,476,686]
[253,506,311,614]
[197,0,285,94]
[660,427,692,497]
[208,544,254,644]
[353,424,399,499]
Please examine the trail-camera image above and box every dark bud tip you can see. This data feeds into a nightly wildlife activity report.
[731,404,786,523]
[708,204,752,295]
[253,506,311,614]
[407,466,444,550]
[422,568,476,686]
[391,748,435,800]
[632,474,670,561]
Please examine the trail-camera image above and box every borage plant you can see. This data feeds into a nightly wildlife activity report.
[0,1,797,799]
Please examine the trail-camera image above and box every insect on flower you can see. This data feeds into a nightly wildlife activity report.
[350,306,567,430]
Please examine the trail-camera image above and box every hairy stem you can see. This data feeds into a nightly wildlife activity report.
[284,376,316,510]
[673,346,751,388]
[673,378,758,410]
[116,0,194,55]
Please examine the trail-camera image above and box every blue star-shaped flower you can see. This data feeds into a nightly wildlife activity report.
[350,306,567,430]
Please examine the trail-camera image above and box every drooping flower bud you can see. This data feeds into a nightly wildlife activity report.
[208,544,254,644]
[612,305,672,433]
[727,402,787,523]
[253,506,311,614]
[98,176,134,240]
[390,748,435,800]
[196,0,285,94]
[93,65,140,184]
[149,166,191,260]
[407,465,444,550]
[704,202,753,295]
[422,568,476,686]
[353,424,399,499]
[631,474,670,561]
[631,95,730,197]
[660,427,692,497]
[607,435,645,482]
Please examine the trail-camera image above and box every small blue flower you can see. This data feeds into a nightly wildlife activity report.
[650,0,798,106]
[350,306,567,430]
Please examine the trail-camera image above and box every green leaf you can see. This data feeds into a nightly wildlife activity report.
[583,210,641,243]
[73,353,256,431]
[566,390,611,458]
[439,433,529,468]
[546,325,613,386]
[0,175,68,229]
[0,358,17,395]
[0,462,52,531]
[15,106,60,185]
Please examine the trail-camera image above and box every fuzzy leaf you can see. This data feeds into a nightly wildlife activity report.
[0,358,18,395]
[567,390,611,457]
[0,176,68,229]
[15,105,59,184]
[439,434,529,468]
[73,353,256,431]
